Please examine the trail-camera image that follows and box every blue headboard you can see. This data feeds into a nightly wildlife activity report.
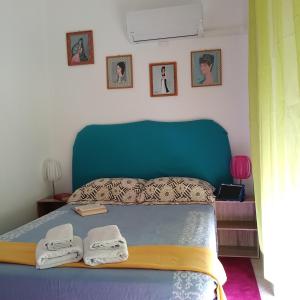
[72,119,232,190]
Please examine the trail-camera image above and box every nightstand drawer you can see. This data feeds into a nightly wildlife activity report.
[216,197,259,258]
[37,197,68,217]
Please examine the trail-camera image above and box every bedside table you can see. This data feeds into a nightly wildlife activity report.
[37,196,69,217]
[215,196,259,258]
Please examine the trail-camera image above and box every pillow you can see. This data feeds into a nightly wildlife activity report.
[68,178,146,205]
[139,177,215,205]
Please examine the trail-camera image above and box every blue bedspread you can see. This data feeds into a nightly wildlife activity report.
[0,204,217,300]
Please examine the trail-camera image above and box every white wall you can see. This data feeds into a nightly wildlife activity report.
[45,0,251,193]
[0,0,251,234]
[0,0,51,233]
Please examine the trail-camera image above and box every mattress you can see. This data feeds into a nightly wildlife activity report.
[0,203,217,300]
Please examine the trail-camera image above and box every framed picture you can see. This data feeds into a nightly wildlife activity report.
[106,55,133,89]
[66,30,94,66]
[191,49,222,87]
[149,62,178,97]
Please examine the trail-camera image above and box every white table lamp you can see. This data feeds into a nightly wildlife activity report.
[43,159,62,197]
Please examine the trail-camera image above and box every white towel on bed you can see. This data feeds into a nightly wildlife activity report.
[86,225,127,250]
[83,237,128,266]
[36,236,83,269]
[44,223,73,251]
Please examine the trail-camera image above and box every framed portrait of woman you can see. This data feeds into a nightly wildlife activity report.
[191,49,222,87]
[106,54,133,89]
[66,30,94,66]
[149,62,178,97]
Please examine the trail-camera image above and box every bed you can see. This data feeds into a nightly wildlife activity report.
[0,119,232,300]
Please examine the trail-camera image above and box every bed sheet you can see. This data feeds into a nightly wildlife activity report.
[0,204,217,300]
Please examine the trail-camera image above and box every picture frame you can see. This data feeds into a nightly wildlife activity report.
[149,62,178,97]
[66,30,94,66]
[106,54,133,89]
[191,49,222,87]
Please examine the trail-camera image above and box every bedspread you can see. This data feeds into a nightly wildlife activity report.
[0,204,218,300]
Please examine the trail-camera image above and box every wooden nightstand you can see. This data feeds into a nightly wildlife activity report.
[37,195,69,217]
[215,196,259,258]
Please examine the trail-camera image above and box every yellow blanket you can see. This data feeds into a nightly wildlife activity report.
[0,242,227,300]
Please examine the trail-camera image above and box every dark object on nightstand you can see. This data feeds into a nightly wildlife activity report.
[217,183,245,201]
[37,195,70,217]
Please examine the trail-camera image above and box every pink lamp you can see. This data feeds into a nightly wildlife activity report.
[230,155,252,184]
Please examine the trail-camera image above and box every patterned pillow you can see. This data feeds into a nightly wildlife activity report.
[139,177,215,205]
[68,178,146,205]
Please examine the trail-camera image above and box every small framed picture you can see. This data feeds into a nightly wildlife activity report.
[106,54,133,89]
[66,30,94,66]
[191,49,222,87]
[149,62,178,97]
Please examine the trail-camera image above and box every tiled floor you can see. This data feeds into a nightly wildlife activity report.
[251,258,275,300]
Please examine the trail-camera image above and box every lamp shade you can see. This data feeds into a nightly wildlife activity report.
[43,159,62,183]
[230,155,252,180]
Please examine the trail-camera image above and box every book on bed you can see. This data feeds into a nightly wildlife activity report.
[74,203,107,216]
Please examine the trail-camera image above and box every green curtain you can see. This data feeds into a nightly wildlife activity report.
[249,0,300,294]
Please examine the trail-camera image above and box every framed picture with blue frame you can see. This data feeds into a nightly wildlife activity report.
[191,49,222,87]
[66,30,94,66]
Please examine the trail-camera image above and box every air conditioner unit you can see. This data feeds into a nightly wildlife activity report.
[126,4,204,43]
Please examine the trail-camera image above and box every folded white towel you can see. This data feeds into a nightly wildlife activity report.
[83,237,128,266]
[86,225,126,250]
[36,236,83,269]
[45,223,73,251]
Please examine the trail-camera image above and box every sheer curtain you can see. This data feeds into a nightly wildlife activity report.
[249,0,300,296]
